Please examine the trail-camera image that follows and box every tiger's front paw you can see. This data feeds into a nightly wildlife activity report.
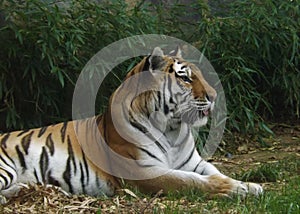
[246,182,263,196]
[231,180,263,197]
[206,175,263,198]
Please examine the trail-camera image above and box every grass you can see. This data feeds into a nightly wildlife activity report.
[155,161,300,213]
[3,158,298,213]
[127,173,300,214]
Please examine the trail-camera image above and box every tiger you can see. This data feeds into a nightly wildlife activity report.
[0,47,263,204]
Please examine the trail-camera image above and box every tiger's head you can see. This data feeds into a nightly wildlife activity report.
[114,47,217,132]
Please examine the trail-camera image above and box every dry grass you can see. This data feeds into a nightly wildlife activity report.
[1,185,180,213]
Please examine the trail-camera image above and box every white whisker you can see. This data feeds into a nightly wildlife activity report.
[174,103,190,114]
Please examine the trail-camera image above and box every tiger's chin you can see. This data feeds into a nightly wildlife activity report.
[181,113,209,127]
[191,115,208,127]
[181,109,210,127]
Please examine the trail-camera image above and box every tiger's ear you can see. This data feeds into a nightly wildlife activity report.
[151,47,164,57]
[149,47,165,72]
[169,46,182,58]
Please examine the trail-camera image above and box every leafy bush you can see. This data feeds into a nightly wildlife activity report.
[193,0,299,139]
[0,0,159,130]
[0,0,299,146]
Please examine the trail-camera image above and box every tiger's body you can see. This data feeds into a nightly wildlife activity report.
[0,47,262,203]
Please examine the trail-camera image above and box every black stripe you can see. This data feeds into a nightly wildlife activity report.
[6,169,15,184]
[21,131,34,155]
[79,163,86,194]
[129,121,148,133]
[38,126,48,138]
[1,148,15,166]
[67,136,77,173]
[167,74,173,95]
[46,133,55,156]
[157,91,161,105]
[60,122,68,143]
[135,163,156,168]
[62,135,77,193]
[40,146,49,183]
[0,153,13,170]
[0,173,9,187]
[169,97,175,104]
[155,91,161,111]
[95,172,100,188]
[0,165,15,187]
[129,115,167,154]
[1,133,10,148]
[154,140,167,154]
[193,159,204,172]
[175,147,195,169]
[82,152,89,184]
[138,147,163,163]
[17,129,30,137]
[162,75,168,114]
[168,66,174,73]
[163,75,173,115]
[15,145,27,171]
[47,170,60,187]
[129,111,167,155]
[63,157,73,193]
[164,104,169,114]
[33,169,40,183]
[142,56,150,72]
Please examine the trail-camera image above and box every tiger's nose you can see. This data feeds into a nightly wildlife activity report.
[206,91,217,102]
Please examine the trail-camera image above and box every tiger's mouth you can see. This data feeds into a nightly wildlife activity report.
[192,99,214,115]
[201,101,214,116]
[180,101,213,126]
[202,107,211,116]
[173,98,214,126]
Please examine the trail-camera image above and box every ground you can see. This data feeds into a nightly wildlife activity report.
[0,125,299,213]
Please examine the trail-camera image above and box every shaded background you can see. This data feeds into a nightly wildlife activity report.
[0,0,299,147]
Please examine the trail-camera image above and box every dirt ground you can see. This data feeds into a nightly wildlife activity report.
[215,124,300,175]
[1,125,299,213]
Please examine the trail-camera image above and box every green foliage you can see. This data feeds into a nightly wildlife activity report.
[0,0,299,145]
[0,0,161,130]
[239,163,281,183]
[193,0,300,138]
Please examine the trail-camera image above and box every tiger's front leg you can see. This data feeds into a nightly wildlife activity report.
[131,169,253,197]
[132,166,263,198]
[193,160,263,197]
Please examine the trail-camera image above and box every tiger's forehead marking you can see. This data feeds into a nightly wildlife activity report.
[173,59,192,77]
